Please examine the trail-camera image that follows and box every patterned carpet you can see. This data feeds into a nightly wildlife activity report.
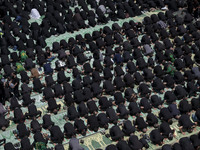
[1,8,199,150]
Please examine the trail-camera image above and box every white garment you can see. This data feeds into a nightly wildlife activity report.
[96,0,100,4]
[161,6,168,10]
[57,60,66,67]
[30,8,41,19]
[99,5,106,14]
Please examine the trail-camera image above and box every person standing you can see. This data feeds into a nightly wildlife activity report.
[194,5,200,19]
[187,0,194,14]
[9,73,20,98]
[0,79,5,104]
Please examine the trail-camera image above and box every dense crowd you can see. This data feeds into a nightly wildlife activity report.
[1,0,200,150]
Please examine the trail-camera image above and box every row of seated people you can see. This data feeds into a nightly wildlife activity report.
[104,132,200,150]
[0,0,182,52]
